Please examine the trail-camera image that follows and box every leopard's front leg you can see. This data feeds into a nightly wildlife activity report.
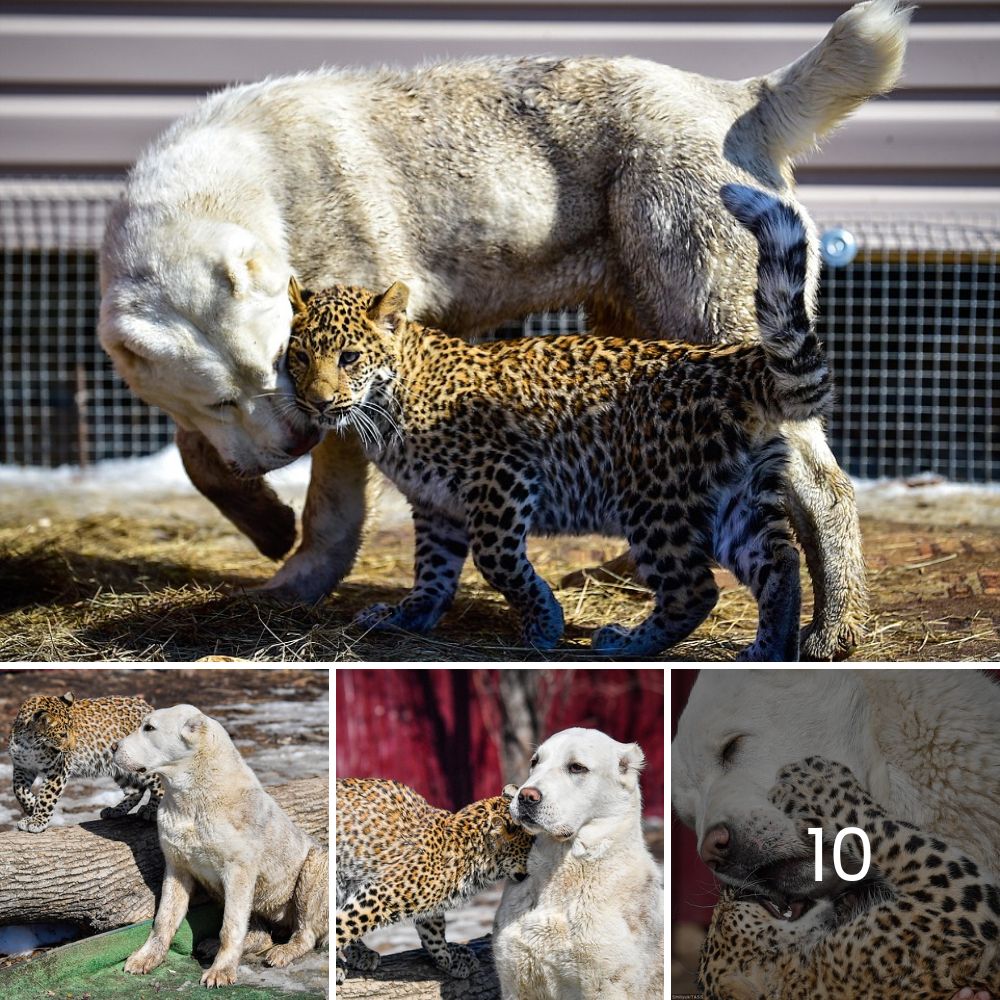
[16,766,67,833]
[415,914,478,978]
[355,504,468,634]
[12,765,38,816]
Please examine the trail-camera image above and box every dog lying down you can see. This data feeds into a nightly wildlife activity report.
[113,704,328,988]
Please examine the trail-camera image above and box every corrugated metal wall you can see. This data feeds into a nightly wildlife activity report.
[0,2,997,477]
[2,1,997,213]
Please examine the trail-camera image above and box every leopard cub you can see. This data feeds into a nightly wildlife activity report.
[288,185,829,659]
[336,779,532,983]
[9,692,162,833]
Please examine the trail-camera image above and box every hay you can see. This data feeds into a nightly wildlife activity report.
[0,496,997,662]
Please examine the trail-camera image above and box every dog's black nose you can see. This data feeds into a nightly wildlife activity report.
[519,786,542,805]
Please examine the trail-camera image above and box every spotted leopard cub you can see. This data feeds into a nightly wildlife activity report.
[287,185,829,659]
[9,692,162,833]
[336,778,532,984]
[700,757,1000,999]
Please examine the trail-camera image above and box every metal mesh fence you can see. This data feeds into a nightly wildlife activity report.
[1,181,997,481]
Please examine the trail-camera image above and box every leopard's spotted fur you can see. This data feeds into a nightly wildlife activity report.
[9,692,162,833]
[700,757,1000,999]
[335,778,532,984]
[288,185,829,659]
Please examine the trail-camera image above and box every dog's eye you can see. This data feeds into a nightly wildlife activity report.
[339,351,360,367]
[567,762,588,775]
[143,724,155,732]
[720,736,742,766]
[529,754,538,768]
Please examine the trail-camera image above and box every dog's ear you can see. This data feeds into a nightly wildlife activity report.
[618,742,645,791]
[367,281,409,334]
[180,712,208,745]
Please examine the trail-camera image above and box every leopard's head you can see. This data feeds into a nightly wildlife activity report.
[286,277,406,433]
[9,692,77,758]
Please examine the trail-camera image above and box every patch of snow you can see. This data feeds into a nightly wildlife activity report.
[246,744,329,786]
[853,475,1000,499]
[0,445,313,504]
[0,923,79,956]
[216,697,329,738]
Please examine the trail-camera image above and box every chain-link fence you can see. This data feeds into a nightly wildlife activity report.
[1,180,997,481]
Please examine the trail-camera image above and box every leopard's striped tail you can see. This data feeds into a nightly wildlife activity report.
[721,183,832,422]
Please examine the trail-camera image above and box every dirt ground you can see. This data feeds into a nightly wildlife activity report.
[0,477,997,662]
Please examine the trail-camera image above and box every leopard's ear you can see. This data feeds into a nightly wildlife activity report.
[368,281,409,334]
[288,275,313,317]
[60,692,75,707]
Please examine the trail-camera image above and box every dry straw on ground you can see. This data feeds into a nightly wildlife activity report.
[1,488,997,662]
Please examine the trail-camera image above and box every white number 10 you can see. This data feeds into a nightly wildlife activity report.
[807,827,871,882]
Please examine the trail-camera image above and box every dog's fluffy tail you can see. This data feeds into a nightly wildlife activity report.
[721,184,832,422]
[757,0,913,161]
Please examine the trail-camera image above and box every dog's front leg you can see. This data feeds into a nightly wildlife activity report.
[124,863,194,976]
[202,869,255,987]
[254,430,370,603]
[176,426,297,560]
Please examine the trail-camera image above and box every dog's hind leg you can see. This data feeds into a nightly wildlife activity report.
[782,420,867,660]
[265,847,329,969]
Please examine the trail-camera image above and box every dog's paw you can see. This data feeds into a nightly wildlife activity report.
[201,963,238,988]
[124,945,163,976]
[263,942,307,968]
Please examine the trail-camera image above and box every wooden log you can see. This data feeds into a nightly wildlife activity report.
[0,776,327,931]
[337,936,501,1000]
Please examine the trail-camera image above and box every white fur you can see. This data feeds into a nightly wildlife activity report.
[494,728,663,1000]
[672,669,1000,900]
[114,705,327,988]
[98,2,910,614]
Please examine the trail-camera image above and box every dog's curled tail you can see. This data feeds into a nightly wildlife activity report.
[758,0,913,161]
[721,184,831,423]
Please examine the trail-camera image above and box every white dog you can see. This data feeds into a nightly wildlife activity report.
[493,727,663,1000]
[672,669,1000,910]
[112,705,328,988]
[98,1,913,660]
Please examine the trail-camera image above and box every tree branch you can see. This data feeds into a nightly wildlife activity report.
[0,776,328,931]
[338,936,501,1000]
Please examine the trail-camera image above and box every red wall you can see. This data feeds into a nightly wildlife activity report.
[336,668,664,817]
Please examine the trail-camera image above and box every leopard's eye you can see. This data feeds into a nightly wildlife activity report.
[294,350,311,367]
[32,710,45,723]
[339,351,360,367]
